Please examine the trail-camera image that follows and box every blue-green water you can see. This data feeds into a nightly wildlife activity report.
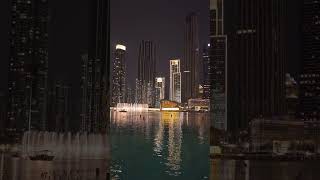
[111,111,210,180]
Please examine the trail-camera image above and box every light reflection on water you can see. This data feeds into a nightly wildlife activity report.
[111,111,210,180]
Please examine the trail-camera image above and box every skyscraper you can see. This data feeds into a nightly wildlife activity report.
[126,86,134,104]
[112,44,127,107]
[226,0,287,133]
[155,77,165,108]
[202,44,212,100]
[7,0,49,132]
[135,78,142,104]
[81,0,110,133]
[137,40,156,106]
[170,60,181,103]
[299,0,320,133]
[182,13,200,103]
[210,0,228,130]
[47,81,71,132]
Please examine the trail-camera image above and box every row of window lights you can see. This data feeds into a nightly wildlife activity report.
[304,92,319,97]
[301,74,320,78]
[301,112,319,116]
[302,119,320,122]
[300,80,318,84]
[237,29,256,35]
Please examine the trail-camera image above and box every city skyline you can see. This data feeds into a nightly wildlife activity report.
[0,0,318,179]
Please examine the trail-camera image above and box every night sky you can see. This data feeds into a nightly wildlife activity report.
[0,0,301,95]
[111,0,210,88]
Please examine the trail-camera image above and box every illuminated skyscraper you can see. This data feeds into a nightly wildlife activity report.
[112,44,127,106]
[155,77,165,108]
[299,0,320,135]
[202,44,212,99]
[137,40,156,106]
[7,0,49,132]
[80,0,110,133]
[170,60,181,103]
[210,0,228,130]
[182,13,200,103]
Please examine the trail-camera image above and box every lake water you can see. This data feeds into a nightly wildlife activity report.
[210,159,320,180]
[0,154,109,180]
[110,111,210,180]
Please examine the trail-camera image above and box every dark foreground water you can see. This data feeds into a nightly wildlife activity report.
[110,111,210,180]
[210,159,320,180]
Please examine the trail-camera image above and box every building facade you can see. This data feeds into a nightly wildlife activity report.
[112,44,127,107]
[155,77,165,108]
[170,60,181,103]
[137,40,157,107]
[7,0,49,132]
[210,0,228,130]
[224,0,287,134]
[202,44,212,100]
[299,0,320,139]
[47,81,71,132]
[81,0,110,133]
[182,13,200,103]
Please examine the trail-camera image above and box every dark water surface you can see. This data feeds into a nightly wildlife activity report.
[210,159,320,180]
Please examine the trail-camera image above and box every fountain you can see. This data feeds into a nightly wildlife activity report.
[116,103,149,112]
[21,131,109,160]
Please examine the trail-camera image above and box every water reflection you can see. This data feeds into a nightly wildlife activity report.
[158,112,182,176]
[111,111,210,180]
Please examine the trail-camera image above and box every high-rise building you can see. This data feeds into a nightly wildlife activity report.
[47,81,71,132]
[170,60,181,103]
[7,0,49,132]
[225,0,287,133]
[155,77,165,108]
[182,13,200,103]
[299,0,320,135]
[112,44,127,106]
[81,0,110,133]
[126,86,134,104]
[135,78,142,104]
[137,40,156,106]
[210,0,228,130]
[202,44,212,99]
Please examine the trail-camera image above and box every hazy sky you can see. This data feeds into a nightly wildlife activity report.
[111,0,210,88]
